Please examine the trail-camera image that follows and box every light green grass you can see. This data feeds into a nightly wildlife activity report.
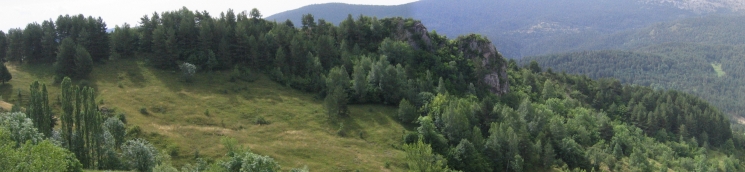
[711,63,726,77]
[5,59,409,171]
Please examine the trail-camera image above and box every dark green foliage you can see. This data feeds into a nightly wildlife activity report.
[41,20,58,62]
[73,45,93,78]
[55,15,110,62]
[0,30,7,61]
[110,23,138,58]
[55,38,93,79]
[27,81,53,137]
[0,62,11,84]
[448,139,490,172]
[5,28,23,62]
[22,23,44,63]
[150,25,178,69]
[58,77,105,168]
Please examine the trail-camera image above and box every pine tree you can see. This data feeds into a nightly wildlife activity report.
[41,19,58,62]
[5,28,24,62]
[22,23,44,63]
[55,38,77,79]
[0,30,7,61]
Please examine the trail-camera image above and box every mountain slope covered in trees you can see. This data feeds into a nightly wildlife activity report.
[520,36,745,119]
[268,0,743,58]
[533,15,745,54]
[0,6,743,172]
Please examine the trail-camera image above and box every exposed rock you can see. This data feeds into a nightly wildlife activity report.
[454,34,510,95]
[394,19,434,51]
[392,18,510,95]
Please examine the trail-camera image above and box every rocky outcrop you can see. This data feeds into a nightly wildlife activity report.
[394,19,434,51]
[392,18,510,95]
[454,34,510,95]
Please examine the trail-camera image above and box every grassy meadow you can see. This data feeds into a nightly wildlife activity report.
[2,58,410,171]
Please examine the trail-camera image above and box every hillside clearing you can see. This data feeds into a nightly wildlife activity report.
[3,59,409,171]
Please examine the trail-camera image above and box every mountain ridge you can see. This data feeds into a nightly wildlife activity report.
[268,0,736,58]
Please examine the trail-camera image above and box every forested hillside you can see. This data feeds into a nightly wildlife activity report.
[520,42,745,119]
[0,6,744,172]
[534,15,745,54]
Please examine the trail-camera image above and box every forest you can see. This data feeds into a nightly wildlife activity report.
[0,6,744,172]
[520,42,745,119]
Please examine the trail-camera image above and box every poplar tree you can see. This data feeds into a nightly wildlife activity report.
[28,81,52,137]
[59,77,103,168]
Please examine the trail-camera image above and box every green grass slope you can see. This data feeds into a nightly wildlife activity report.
[2,59,409,171]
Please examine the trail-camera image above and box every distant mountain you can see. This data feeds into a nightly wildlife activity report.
[640,0,745,13]
[268,0,740,58]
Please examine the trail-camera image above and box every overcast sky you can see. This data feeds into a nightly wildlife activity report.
[1,0,418,32]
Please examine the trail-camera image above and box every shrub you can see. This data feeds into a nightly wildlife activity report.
[139,107,149,115]
[121,138,158,172]
[336,122,347,137]
[398,99,418,123]
[255,116,270,125]
[178,62,196,82]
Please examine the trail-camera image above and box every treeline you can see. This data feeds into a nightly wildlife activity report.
[398,60,741,171]
[0,14,108,79]
[115,7,491,105]
[520,43,745,118]
[0,6,487,99]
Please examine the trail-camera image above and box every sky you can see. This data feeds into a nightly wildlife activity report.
[0,0,418,32]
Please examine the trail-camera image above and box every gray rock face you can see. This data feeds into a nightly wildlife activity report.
[394,20,434,51]
[393,19,510,95]
[455,35,510,95]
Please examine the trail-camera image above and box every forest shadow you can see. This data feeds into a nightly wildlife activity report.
[0,84,16,104]
[17,63,56,82]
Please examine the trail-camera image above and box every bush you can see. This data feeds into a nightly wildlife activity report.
[139,107,149,115]
[121,138,158,172]
[398,99,418,123]
[103,117,126,147]
[0,112,44,146]
[255,116,270,125]
[178,62,196,82]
